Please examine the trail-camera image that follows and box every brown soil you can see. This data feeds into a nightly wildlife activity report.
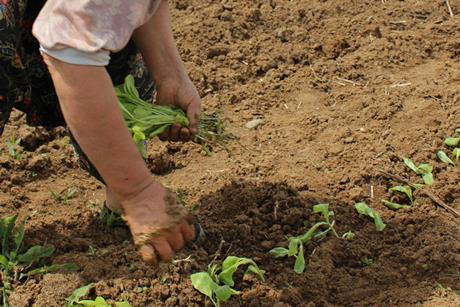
[1,0,460,306]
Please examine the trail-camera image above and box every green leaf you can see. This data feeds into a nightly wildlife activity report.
[294,244,305,274]
[18,245,55,265]
[422,173,434,185]
[214,285,240,302]
[0,254,10,269]
[453,148,460,160]
[456,128,460,134]
[444,137,460,147]
[341,231,355,241]
[417,163,433,174]
[403,158,419,173]
[65,284,93,307]
[78,297,110,307]
[115,302,131,307]
[354,202,386,231]
[1,215,18,256]
[27,263,79,276]
[191,272,217,299]
[413,183,424,189]
[437,150,454,165]
[269,247,289,258]
[313,203,332,222]
[382,200,410,210]
[298,221,329,242]
[245,265,265,281]
[13,218,27,254]
[287,238,299,257]
[389,185,413,203]
[219,257,258,287]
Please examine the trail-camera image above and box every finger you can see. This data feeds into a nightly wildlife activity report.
[179,127,191,142]
[180,218,196,242]
[186,100,201,135]
[139,244,157,265]
[165,225,185,251]
[151,239,174,262]
[159,127,171,141]
[170,125,181,142]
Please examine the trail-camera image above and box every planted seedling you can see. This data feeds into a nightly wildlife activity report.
[453,148,460,161]
[403,158,434,185]
[341,230,355,241]
[444,137,460,147]
[360,256,374,267]
[65,284,131,307]
[99,206,125,228]
[437,150,455,165]
[50,187,78,204]
[270,204,339,274]
[382,185,412,210]
[0,215,78,306]
[191,256,265,307]
[5,136,21,160]
[354,202,386,231]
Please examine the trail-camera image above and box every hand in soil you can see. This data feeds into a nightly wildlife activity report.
[156,76,201,142]
[120,181,196,264]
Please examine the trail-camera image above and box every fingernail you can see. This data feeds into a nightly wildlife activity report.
[193,223,205,243]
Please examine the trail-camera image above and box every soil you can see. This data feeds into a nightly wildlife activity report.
[1,0,459,306]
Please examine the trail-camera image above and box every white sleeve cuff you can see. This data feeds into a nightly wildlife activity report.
[40,46,110,66]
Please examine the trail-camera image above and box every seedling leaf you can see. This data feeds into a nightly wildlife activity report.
[389,185,413,203]
[342,231,355,241]
[354,202,386,231]
[453,148,460,160]
[269,247,289,258]
[444,137,460,147]
[1,215,18,256]
[18,245,55,264]
[115,303,131,307]
[422,173,434,185]
[313,203,332,222]
[78,297,110,307]
[403,158,419,173]
[456,128,460,133]
[191,272,217,299]
[437,150,454,165]
[287,238,299,257]
[0,255,10,268]
[417,163,433,174]
[245,265,265,281]
[27,263,79,276]
[294,244,305,274]
[65,283,93,307]
[219,256,262,287]
[214,285,240,302]
[382,200,410,210]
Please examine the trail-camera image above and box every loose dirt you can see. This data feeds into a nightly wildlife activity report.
[1,0,459,306]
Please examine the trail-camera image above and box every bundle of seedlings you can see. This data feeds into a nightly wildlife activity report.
[116,75,229,157]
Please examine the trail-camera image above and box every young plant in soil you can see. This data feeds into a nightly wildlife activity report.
[382,185,412,210]
[269,204,340,274]
[5,136,22,160]
[354,202,386,231]
[99,206,125,228]
[0,215,78,306]
[191,256,265,307]
[65,283,131,307]
[49,187,78,204]
[442,130,460,163]
[403,158,434,185]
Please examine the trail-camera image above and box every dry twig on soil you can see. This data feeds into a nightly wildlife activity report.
[445,0,454,17]
[378,170,460,218]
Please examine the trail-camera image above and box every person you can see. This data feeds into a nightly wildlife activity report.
[0,0,201,265]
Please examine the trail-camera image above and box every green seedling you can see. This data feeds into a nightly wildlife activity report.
[191,256,264,307]
[444,137,460,147]
[381,200,410,210]
[50,187,78,204]
[354,202,386,231]
[65,284,131,307]
[403,158,434,185]
[360,256,374,267]
[389,185,413,203]
[270,204,339,274]
[341,231,355,241]
[437,150,454,165]
[5,136,21,160]
[0,215,78,306]
[453,148,460,161]
[99,206,125,228]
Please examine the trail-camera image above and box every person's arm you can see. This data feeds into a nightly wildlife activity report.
[133,0,201,141]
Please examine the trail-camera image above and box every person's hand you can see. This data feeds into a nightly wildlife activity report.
[155,76,201,142]
[121,181,196,264]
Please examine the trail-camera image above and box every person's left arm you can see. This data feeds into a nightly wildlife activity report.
[133,0,201,142]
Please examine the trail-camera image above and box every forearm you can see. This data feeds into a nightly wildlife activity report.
[133,0,186,82]
[44,55,152,200]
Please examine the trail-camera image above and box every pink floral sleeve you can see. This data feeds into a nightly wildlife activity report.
[32,0,161,56]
